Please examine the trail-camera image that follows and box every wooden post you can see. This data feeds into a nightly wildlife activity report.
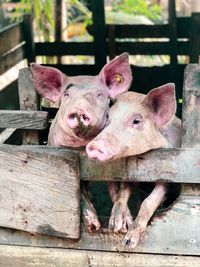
[190,13,200,63]
[91,0,107,70]
[181,64,200,195]
[22,14,35,64]
[55,0,63,64]
[18,68,40,144]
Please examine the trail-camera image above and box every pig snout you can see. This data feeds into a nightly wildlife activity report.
[86,140,110,161]
[67,109,91,129]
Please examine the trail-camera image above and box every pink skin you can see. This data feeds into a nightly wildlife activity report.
[86,83,181,247]
[31,53,133,233]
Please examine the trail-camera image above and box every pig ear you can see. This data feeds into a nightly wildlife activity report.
[99,53,132,99]
[31,63,65,102]
[143,83,176,126]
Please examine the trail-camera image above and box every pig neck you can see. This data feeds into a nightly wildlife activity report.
[159,116,181,148]
[48,116,89,147]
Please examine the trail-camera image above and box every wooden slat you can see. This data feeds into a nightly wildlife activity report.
[0,45,26,75]
[22,14,35,63]
[0,21,24,56]
[0,187,199,255]
[181,64,200,147]
[0,245,200,267]
[0,110,48,130]
[0,144,80,239]
[0,128,16,144]
[108,24,170,38]
[80,148,200,183]
[35,42,94,56]
[18,67,40,144]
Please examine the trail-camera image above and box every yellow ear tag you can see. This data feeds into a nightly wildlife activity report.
[115,74,124,84]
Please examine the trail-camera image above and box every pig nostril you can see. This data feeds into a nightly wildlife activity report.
[88,144,95,151]
[68,113,76,120]
[81,114,90,121]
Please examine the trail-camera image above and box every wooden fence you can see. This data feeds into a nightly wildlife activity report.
[0,61,199,265]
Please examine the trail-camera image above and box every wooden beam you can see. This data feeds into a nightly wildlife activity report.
[0,110,48,130]
[0,245,200,267]
[80,148,200,183]
[0,144,80,239]
[0,188,200,256]
[35,42,94,56]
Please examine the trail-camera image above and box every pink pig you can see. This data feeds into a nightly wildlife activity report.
[31,53,132,233]
[86,83,181,247]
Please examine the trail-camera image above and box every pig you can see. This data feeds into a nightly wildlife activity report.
[30,53,133,233]
[86,83,181,247]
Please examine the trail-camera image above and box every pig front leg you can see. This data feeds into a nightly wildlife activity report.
[81,182,100,233]
[122,182,167,248]
[108,182,134,233]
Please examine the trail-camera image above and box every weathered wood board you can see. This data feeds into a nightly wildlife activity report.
[0,189,200,256]
[0,110,48,130]
[80,148,200,183]
[0,245,200,267]
[18,67,40,145]
[181,64,200,147]
[0,144,80,239]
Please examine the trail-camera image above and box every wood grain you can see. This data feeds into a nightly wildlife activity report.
[0,245,200,267]
[0,110,48,130]
[0,144,80,239]
[18,67,40,144]
[80,148,200,183]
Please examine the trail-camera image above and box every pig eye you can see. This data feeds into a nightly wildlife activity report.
[97,92,103,98]
[64,92,69,97]
[132,114,143,127]
[133,119,141,125]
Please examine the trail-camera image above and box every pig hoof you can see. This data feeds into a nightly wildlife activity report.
[82,206,101,233]
[122,224,146,248]
[108,201,133,233]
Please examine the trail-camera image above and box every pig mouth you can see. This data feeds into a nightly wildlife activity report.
[73,123,101,140]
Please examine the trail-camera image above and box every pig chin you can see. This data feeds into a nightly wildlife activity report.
[73,122,106,141]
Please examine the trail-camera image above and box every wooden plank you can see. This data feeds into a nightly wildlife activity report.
[35,42,94,56]
[108,24,170,38]
[35,41,190,57]
[0,246,200,267]
[181,64,200,147]
[0,45,26,75]
[80,148,200,183]
[18,67,40,144]
[0,110,48,130]
[0,144,80,239]
[0,21,24,56]
[0,128,16,144]
[0,188,199,255]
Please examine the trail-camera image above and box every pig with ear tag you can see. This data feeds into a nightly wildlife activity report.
[31,53,133,233]
[86,83,181,247]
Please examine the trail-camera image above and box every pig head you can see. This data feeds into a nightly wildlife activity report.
[31,53,132,147]
[86,83,180,160]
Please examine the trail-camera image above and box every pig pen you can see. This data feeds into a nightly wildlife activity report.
[0,63,200,266]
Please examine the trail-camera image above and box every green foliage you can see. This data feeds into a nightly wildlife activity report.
[10,0,55,41]
[66,0,92,26]
[112,0,161,23]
